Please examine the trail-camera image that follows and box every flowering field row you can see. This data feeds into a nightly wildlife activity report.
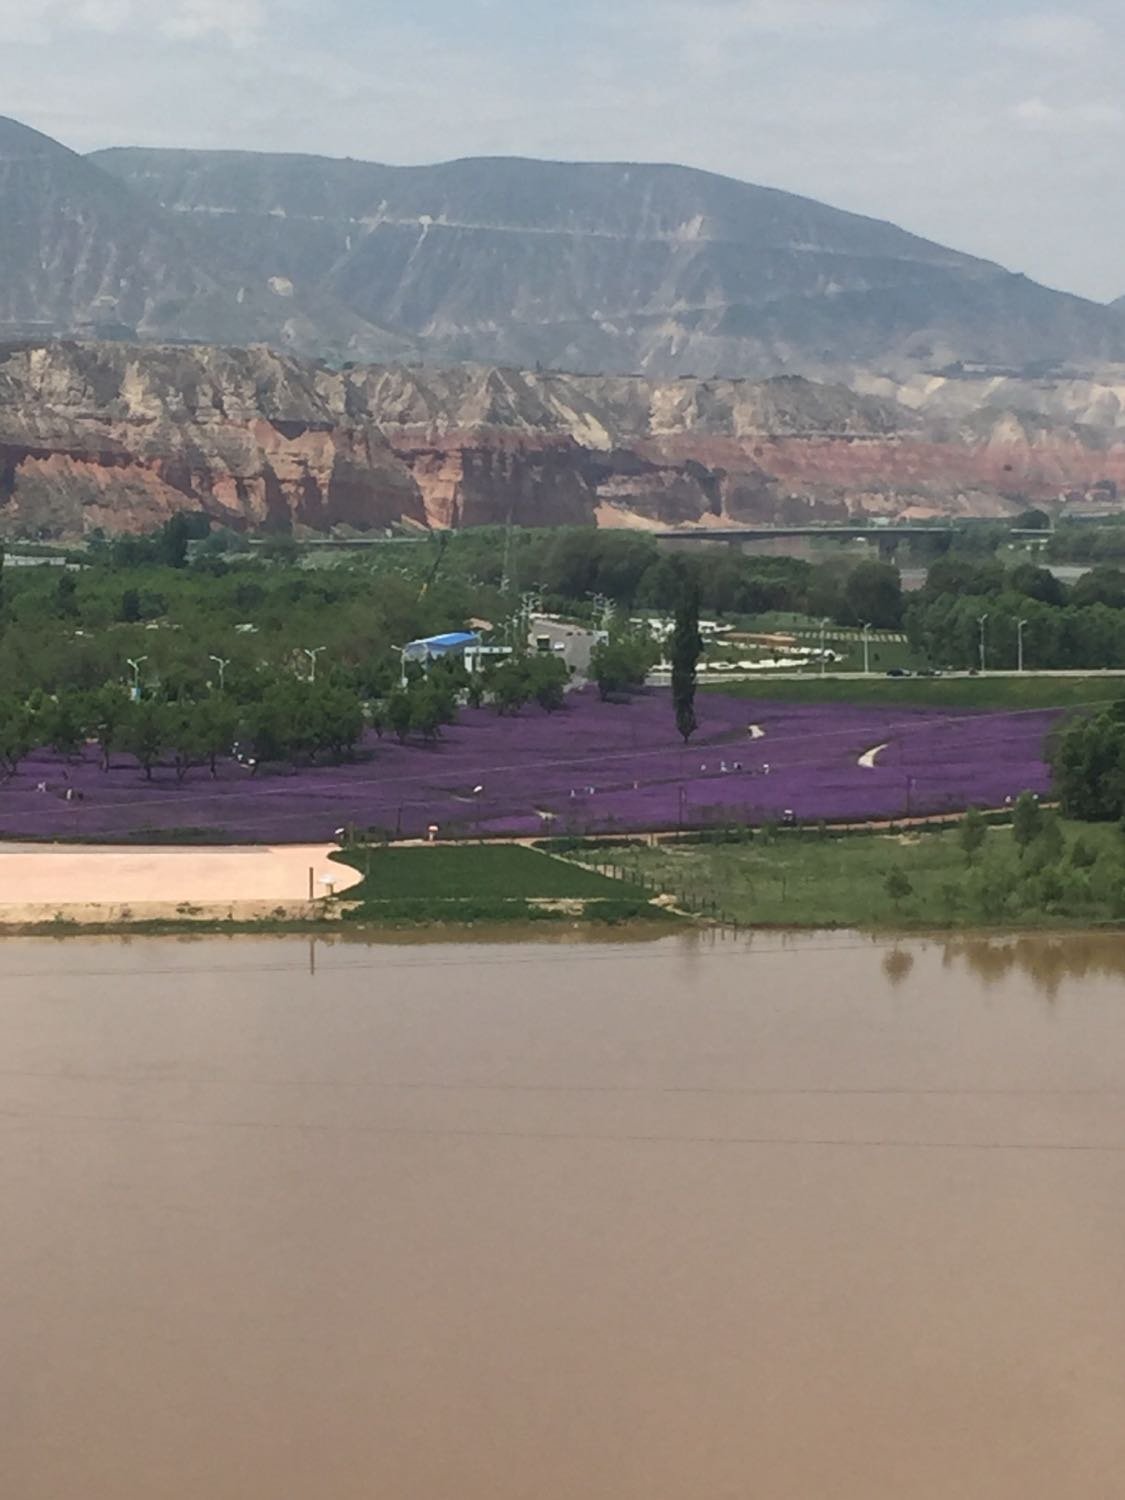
[0,689,1058,843]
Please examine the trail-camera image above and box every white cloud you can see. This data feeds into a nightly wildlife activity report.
[999,12,1104,60]
[0,0,264,45]
[647,0,888,45]
[0,0,51,42]
[1011,96,1124,130]
[712,0,888,32]
[160,0,264,46]
[71,0,134,29]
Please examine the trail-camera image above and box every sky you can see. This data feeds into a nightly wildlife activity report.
[1,0,1121,302]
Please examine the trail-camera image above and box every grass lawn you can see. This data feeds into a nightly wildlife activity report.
[332,843,649,901]
[707,676,1125,710]
[593,820,1125,929]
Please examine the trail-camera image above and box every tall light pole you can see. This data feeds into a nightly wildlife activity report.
[303,646,326,683]
[819,617,830,677]
[126,655,148,700]
[977,614,988,674]
[1017,618,1028,674]
[209,654,230,693]
[862,622,872,676]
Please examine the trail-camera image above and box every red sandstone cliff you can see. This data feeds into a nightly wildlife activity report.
[1,343,1123,540]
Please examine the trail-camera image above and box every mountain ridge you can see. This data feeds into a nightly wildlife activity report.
[0,112,1115,379]
[0,116,419,362]
[2,340,1123,542]
[94,142,1116,379]
[0,112,1123,379]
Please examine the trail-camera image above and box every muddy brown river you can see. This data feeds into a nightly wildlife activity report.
[4,931,1125,1499]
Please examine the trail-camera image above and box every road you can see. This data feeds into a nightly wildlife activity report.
[651,668,1125,684]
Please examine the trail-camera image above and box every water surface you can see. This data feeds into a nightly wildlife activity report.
[4,931,1125,1499]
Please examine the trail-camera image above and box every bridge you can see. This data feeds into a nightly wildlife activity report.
[653,524,961,559]
[655,525,960,541]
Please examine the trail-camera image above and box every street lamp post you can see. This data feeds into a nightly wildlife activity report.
[209,654,230,693]
[303,646,326,683]
[126,655,148,700]
[819,617,830,677]
[862,622,872,676]
[977,614,989,674]
[1017,618,1028,674]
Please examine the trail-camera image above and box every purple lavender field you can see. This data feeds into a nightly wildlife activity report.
[0,689,1059,844]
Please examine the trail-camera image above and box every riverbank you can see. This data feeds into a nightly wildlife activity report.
[6,819,1124,936]
[578,819,1125,930]
[0,841,678,934]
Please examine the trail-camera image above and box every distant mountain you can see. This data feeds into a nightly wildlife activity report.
[0,117,415,359]
[0,114,1121,377]
[0,116,238,341]
[90,145,1125,377]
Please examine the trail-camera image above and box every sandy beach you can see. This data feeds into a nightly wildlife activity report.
[0,844,360,925]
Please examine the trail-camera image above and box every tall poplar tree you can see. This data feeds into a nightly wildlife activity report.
[671,583,703,743]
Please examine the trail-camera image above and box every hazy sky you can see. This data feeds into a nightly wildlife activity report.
[2,0,1121,301]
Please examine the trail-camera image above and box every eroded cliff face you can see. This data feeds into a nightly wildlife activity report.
[1,342,1124,540]
[340,363,1125,531]
[0,344,426,537]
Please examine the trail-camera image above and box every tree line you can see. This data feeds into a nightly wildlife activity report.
[0,646,576,783]
[905,555,1125,670]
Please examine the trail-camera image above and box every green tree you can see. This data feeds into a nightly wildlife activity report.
[843,560,904,629]
[1014,507,1051,530]
[193,694,239,778]
[163,701,206,782]
[42,692,85,760]
[1072,567,1125,611]
[245,676,316,766]
[1008,563,1067,607]
[314,682,365,759]
[83,683,131,772]
[0,694,37,776]
[1023,812,1064,872]
[119,588,142,623]
[54,573,79,620]
[407,681,448,742]
[1069,835,1097,870]
[589,634,656,702]
[884,869,913,910]
[386,689,413,743]
[959,806,987,863]
[125,699,165,781]
[491,662,532,715]
[157,694,240,782]
[924,554,1005,600]
[1052,707,1125,821]
[526,654,568,713]
[1011,790,1042,851]
[155,511,208,569]
[670,583,702,743]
